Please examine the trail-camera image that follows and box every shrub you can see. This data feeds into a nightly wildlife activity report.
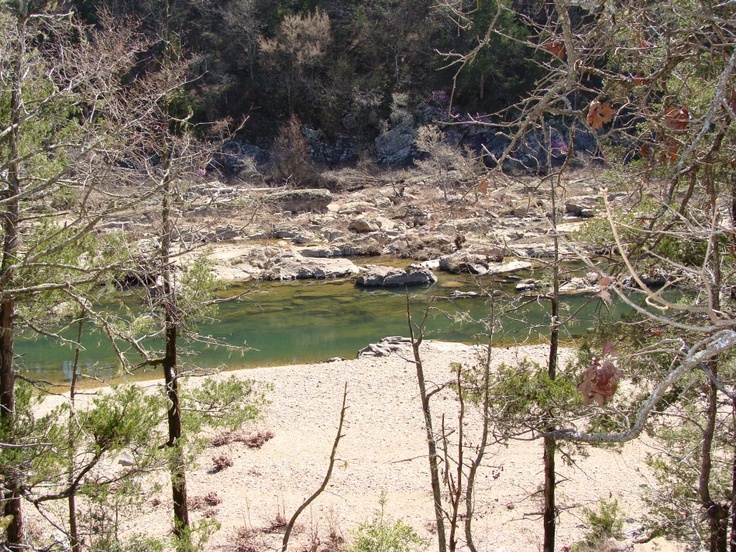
[571,498,624,551]
[190,491,222,511]
[210,454,234,473]
[347,494,424,552]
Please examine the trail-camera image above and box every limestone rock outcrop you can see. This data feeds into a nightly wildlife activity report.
[356,265,437,288]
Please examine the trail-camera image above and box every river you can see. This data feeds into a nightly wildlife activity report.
[18,271,623,383]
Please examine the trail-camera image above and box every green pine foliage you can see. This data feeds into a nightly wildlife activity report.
[182,376,270,436]
[482,360,580,435]
[571,498,625,551]
[347,494,425,552]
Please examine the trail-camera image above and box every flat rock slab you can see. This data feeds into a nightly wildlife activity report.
[264,189,332,213]
[356,265,437,288]
[264,254,360,280]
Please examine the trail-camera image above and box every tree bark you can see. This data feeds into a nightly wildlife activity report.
[701,362,729,552]
[408,300,447,552]
[0,16,25,549]
[700,171,729,552]
[730,397,736,552]
[543,158,560,552]
[164,325,189,538]
[68,316,84,552]
[161,162,189,540]
[543,434,556,552]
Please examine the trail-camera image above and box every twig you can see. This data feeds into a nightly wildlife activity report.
[281,382,348,552]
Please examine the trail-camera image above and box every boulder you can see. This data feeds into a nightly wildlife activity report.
[302,129,359,166]
[449,290,479,298]
[559,272,600,294]
[439,250,504,274]
[507,241,575,259]
[565,197,598,217]
[374,117,416,167]
[579,208,595,218]
[387,235,455,260]
[400,204,430,227]
[264,254,360,281]
[487,260,533,274]
[440,253,491,275]
[357,336,412,357]
[349,217,381,233]
[299,246,344,258]
[265,189,332,214]
[480,124,597,175]
[356,265,437,288]
[213,140,269,177]
[515,279,538,292]
[437,218,492,235]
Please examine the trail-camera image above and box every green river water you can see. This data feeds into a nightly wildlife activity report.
[18,271,625,383]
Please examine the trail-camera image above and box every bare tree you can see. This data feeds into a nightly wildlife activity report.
[0,5,156,548]
[407,299,449,551]
[258,9,331,116]
[438,0,736,549]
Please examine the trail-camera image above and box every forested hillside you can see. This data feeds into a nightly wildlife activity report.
[69,0,538,157]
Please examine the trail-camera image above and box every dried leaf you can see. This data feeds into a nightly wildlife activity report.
[598,288,612,306]
[543,37,566,60]
[578,344,622,407]
[601,342,617,358]
[631,74,646,85]
[663,106,689,133]
[598,276,614,305]
[587,100,616,130]
[478,178,489,195]
[663,137,682,162]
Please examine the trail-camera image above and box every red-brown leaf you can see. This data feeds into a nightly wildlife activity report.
[601,342,617,358]
[664,106,689,133]
[587,101,616,130]
[578,344,622,407]
[543,37,566,60]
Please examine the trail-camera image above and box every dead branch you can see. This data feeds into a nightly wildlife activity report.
[281,382,348,552]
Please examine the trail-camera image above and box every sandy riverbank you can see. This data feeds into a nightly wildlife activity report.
[32,341,680,551]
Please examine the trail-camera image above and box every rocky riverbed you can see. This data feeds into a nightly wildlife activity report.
[115,167,624,286]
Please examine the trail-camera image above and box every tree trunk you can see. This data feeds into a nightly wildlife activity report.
[164,326,189,538]
[543,165,560,552]
[730,397,736,552]
[408,305,447,552]
[701,368,729,552]
[1,17,25,548]
[68,316,84,552]
[700,172,728,552]
[543,435,556,552]
[161,161,189,541]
